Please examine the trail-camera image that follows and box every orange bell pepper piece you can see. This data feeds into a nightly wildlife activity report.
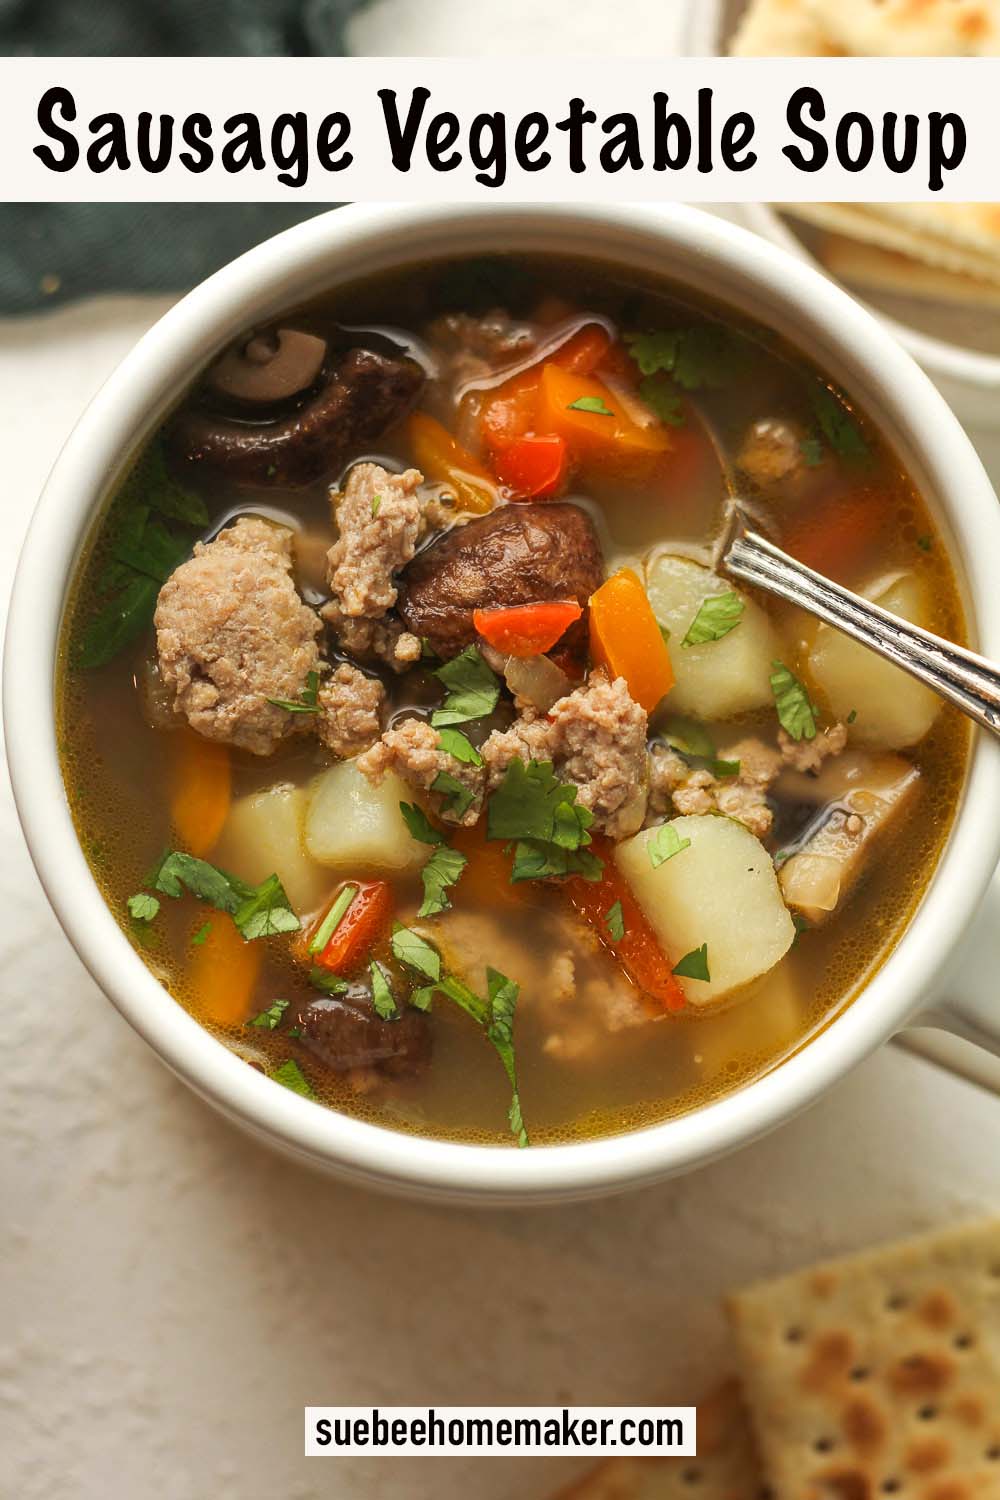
[479,324,613,453]
[169,731,231,858]
[189,905,262,1028]
[589,568,674,713]
[782,488,887,583]
[565,839,685,1012]
[408,411,497,514]
[473,599,582,658]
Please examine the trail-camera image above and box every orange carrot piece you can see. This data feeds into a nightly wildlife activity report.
[565,841,685,1012]
[589,568,674,713]
[473,600,582,658]
[782,488,887,581]
[169,731,232,858]
[408,411,497,514]
[189,905,262,1028]
[450,821,531,908]
[536,365,673,481]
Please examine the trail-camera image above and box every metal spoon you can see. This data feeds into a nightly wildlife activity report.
[719,506,1000,740]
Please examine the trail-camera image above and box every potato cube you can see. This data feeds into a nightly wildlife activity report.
[305,762,427,875]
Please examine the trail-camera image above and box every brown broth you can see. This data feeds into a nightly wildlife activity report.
[57,254,969,1146]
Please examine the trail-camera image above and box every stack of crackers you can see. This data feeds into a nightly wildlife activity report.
[729,0,1000,310]
[556,1219,1000,1498]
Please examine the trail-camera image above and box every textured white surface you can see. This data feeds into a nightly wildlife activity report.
[4,285,1000,1500]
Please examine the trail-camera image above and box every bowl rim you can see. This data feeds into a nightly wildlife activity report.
[6,201,1000,1205]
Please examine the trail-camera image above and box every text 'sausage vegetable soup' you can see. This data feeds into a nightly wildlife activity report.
[59,255,967,1146]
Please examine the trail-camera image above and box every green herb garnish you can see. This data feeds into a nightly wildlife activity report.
[371,494,382,518]
[487,758,602,884]
[249,999,289,1031]
[309,967,348,995]
[234,874,302,940]
[808,384,869,464]
[663,716,716,760]
[604,901,625,943]
[127,892,160,923]
[626,324,749,392]
[273,1058,315,1098]
[682,591,744,647]
[390,923,441,983]
[431,770,476,821]
[267,669,320,716]
[192,921,211,946]
[638,375,685,426]
[417,844,469,918]
[431,646,501,728]
[369,960,398,1021]
[916,535,932,552]
[567,395,614,416]
[847,708,858,725]
[486,968,528,1149]
[770,661,817,742]
[436,727,484,767]
[399,802,445,846]
[799,435,825,467]
[647,823,692,870]
[150,851,300,941]
[308,884,358,955]
[672,944,710,982]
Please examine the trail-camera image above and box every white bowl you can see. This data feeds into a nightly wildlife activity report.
[684,0,1000,430]
[6,203,1000,1205]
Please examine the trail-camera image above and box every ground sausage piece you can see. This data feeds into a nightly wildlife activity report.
[357,717,485,826]
[778,722,848,773]
[316,664,385,759]
[319,607,422,674]
[155,517,320,756]
[326,462,424,619]
[292,982,432,1082]
[736,416,831,501]
[396,502,604,660]
[482,673,648,838]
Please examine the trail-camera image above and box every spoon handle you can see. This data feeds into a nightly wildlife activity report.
[724,527,1000,740]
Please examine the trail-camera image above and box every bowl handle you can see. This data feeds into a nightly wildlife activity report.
[910,868,1000,1058]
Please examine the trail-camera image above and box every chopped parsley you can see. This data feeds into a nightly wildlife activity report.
[625,324,748,392]
[712,759,740,778]
[390,923,441,983]
[191,921,211,946]
[567,395,614,416]
[799,434,825,468]
[916,534,932,552]
[127,892,160,923]
[267,669,320,715]
[308,884,358,955]
[273,1058,314,1098]
[663,716,716,761]
[418,844,469,918]
[76,439,208,669]
[487,758,602,883]
[647,823,692,869]
[808,384,869,464]
[847,708,858,725]
[309,967,348,995]
[249,999,289,1031]
[604,901,625,943]
[369,960,398,1020]
[638,374,685,426]
[436,727,484,766]
[431,645,501,728]
[682,591,744,647]
[371,493,382,518]
[399,802,445,846]
[149,851,300,941]
[672,943,711,982]
[770,661,817,742]
[431,770,476,821]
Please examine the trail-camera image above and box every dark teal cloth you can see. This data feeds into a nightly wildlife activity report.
[0,0,366,312]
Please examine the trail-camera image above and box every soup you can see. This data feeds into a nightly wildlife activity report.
[58,254,967,1147]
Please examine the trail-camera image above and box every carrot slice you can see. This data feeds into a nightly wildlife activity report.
[169,731,231,858]
[408,411,497,514]
[565,841,685,1012]
[782,487,887,582]
[589,568,674,713]
[474,600,583,658]
[307,880,393,976]
[189,905,262,1027]
[478,324,612,453]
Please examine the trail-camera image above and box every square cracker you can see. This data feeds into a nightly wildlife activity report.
[727,1219,1000,1499]
[553,1381,764,1499]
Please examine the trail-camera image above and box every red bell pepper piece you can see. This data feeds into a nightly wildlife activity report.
[473,599,583,658]
[491,433,568,500]
[307,880,393,976]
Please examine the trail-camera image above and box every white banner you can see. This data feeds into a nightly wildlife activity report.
[0,56,997,201]
[304,1404,697,1457]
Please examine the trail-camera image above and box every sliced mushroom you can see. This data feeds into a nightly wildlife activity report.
[206,327,328,406]
[168,346,425,490]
